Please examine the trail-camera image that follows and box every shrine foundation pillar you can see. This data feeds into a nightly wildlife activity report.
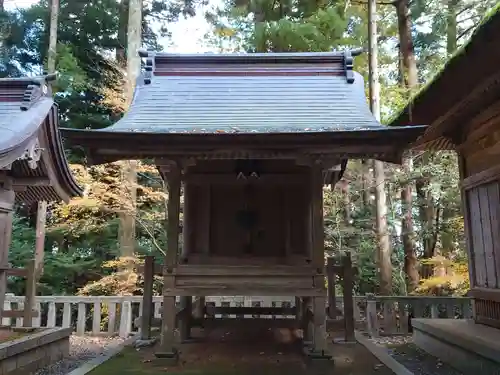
[179,181,193,342]
[156,164,181,364]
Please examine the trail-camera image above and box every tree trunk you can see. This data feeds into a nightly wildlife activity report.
[116,0,129,67]
[446,0,458,55]
[440,205,456,257]
[47,0,59,73]
[416,174,438,278]
[374,160,392,295]
[368,0,392,295]
[339,180,351,224]
[361,160,372,208]
[118,0,142,258]
[401,158,419,291]
[395,0,417,88]
[395,0,419,292]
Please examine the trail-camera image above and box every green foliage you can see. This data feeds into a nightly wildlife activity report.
[251,8,347,52]
[413,257,470,296]
[206,0,348,52]
[2,0,486,299]
[78,256,162,297]
[9,216,97,295]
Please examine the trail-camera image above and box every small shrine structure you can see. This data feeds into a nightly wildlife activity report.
[63,50,425,361]
[0,75,82,323]
[390,6,500,372]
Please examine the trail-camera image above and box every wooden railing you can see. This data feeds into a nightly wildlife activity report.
[353,295,473,337]
[1,294,472,338]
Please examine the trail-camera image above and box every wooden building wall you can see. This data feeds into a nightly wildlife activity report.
[460,103,500,328]
[182,159,311,266]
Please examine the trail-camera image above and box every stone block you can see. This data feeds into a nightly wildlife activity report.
[1,357,16,374]
[412,319,500,374]
[154,350,179,366]
[0,328,72,374]
[16,346,45,368]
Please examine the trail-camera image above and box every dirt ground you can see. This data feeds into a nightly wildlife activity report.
[0,327,30,343]
[90,320,395,375]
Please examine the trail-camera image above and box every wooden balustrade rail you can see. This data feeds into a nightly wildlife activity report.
[0,294,472,338]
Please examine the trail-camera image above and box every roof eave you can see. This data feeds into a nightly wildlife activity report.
[43,105,83,202]
[61,125,426,166]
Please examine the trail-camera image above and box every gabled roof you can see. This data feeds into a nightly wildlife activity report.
[96,49,386,134]
[389,4,500,150]
[62,50,426,165]
[0,75,82,203]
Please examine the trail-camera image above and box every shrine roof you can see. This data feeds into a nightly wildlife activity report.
[62,50,426,164]
[389,4,500,150]
[0,75,82,203]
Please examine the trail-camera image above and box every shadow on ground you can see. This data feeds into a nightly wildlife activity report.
[88,320,395,375]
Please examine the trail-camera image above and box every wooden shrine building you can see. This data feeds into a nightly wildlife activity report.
[390,6,500,372]
[63,50,425,361]
[0,75,82,323]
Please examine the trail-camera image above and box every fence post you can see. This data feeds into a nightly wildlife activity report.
[76,302,86,336]
[23,259,36,327]
[342,252,355,342]
[119,299,132,338]
[2,293,13,326]
[365,293,379,338]
[326,257,337,320]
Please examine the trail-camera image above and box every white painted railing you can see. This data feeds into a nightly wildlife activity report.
[1,294,472,338]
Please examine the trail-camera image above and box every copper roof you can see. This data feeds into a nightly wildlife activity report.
[0,75,82,203]
[62,50,426,165]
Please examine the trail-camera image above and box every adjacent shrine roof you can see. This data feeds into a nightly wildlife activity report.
[389,4,500,150]
[0,75,82,203]
[62,49,426,164]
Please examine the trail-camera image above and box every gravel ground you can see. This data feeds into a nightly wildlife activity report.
[35,335,127,375]
[370,335,464,375]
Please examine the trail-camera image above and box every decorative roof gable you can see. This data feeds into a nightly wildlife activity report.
[0,75,82,203]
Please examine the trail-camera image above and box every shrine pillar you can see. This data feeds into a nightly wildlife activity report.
[157,163,181,362]
[310,165,327,355]
[179,180,193,341]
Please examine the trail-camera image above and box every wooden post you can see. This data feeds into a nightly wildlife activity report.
[310,165,327,354]
[301,297,312,343]
[179,182,192,341]
[365,293,379,338]
[313,296,327,354]
[295,297,302,323]
[140,255,154,340]
[22,260,36,327]
[326,257,336,319]
[0,184,15,323]
[194,296,205,321]
[342,252,355,342]
[179,297,192,341]
[34,201,47,278]
[158,164,181,358]
[284,189,292,259]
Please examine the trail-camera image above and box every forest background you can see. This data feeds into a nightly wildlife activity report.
[1,0,496,298]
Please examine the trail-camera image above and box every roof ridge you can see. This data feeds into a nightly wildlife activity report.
[137,49,364,86]
[19,73,56,111]
[0,73,56,85]
[138,48,364,60]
